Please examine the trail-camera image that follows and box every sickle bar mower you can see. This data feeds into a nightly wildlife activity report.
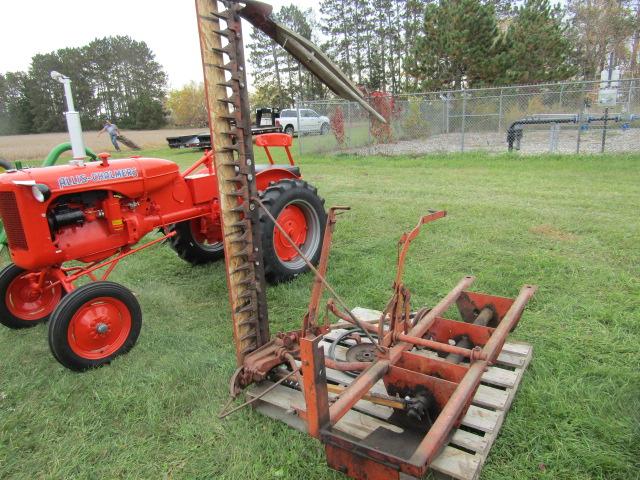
[192,1,537,478]
[226,208,536,479]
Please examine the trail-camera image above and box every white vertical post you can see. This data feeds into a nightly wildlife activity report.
[498,88,504,132]
[461,93,467,152]
[296,99,302,158]
[51,71,86,160]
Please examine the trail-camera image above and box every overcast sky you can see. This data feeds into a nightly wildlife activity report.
[0,0,319,91]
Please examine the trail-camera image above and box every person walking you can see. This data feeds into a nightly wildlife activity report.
[99,120,121,152]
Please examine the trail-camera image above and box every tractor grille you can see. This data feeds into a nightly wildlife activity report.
[0,192,27,250]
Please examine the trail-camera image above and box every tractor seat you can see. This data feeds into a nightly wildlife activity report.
[254,164,300,177]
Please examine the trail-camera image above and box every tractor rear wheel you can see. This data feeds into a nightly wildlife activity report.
[0,264,63,329]
[259,179,326,284]
[48,281,142,371]
[168,219,224,265]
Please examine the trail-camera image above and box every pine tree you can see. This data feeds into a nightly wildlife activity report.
[248,5,320,108]
[502,0,576,84]
[406,0,502,90]
[320,0,355,79]
[0,37,167,134]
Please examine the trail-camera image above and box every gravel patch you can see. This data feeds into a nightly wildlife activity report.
[343,127,640,156]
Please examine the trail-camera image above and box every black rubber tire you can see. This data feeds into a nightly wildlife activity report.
[320,123,330,135]
[284,125,295,137]
[0,159,12,171]
[48,281,142,371]
[168,220,224,265]
[0,263,63,329]
[259,179,326,284]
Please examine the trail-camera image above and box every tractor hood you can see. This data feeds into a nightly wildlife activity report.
[0,157,180,198]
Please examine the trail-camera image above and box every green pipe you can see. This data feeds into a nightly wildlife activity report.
[0,143,98,250]
[43,142,97,166]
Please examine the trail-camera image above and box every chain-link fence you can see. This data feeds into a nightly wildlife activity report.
[293,78,640,156]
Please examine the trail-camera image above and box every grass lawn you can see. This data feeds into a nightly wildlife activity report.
[0,148,638,479]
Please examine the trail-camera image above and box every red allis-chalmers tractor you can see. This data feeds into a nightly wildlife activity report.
[0,133,326,371]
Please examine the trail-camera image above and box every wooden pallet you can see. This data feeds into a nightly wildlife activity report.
[247,307,533,480]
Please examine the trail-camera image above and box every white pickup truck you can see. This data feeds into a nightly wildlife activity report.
[276,108,330,136]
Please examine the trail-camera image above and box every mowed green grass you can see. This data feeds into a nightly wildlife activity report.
[1,148,639,480]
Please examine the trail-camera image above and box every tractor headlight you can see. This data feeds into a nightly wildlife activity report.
[31,184,51,203]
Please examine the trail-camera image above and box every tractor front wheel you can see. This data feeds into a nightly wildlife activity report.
[259,179,326,284]
[168,218,224,265]
[48,281,142,371]
[0,264,63,329]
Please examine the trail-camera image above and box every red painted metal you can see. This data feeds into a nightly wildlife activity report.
[239,210,536,480]
[273,205,308,261]
[300,336,330,438]
[5,270,61,321]
[395,332,487,361]
[67,296,132,360]
[255,133,295,166]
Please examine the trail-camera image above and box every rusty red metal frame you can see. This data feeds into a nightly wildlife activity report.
[233,209,536,480]
[22,232,176,295]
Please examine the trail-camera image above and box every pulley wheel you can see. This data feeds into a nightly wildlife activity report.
[345,342,377,363]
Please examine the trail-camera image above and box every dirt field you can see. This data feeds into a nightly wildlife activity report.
[0,128,203,161]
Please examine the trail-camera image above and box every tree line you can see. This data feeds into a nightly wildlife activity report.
[0,36,166,135]
[3,1,640,133]
[248,0,640,107]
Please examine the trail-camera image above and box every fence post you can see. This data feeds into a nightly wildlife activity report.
[576,107,583,154]
[549,123,559,153]
[626,79,634,112]
[367,97,372,154]
[296,99,302,158]
[346,101,351,149]
[446,94,450,134]
[461,92,467,152]
[498,88,504,132]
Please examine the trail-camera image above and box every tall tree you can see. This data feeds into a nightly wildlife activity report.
[567,0,634,80]
[320,0,355,79]
[166,82,208,127]
[405,0,502,90]
[85,36,166,127]
[0,72,33,134]
[247,5,322,107]
[0,36,167,134]
[501,0,576,84]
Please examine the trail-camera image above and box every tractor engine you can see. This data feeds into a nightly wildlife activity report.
[0,156,216,271]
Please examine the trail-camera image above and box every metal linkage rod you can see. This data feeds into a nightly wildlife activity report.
[253,196,383,352]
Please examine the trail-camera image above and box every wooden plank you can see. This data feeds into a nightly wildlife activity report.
[253,400,307,433]
[248,382,403,439]
[450,429,488,453]
[481,366,519,388]
[472,384,509,410]
[501,341,532,357]
[351,307,383,321]
[460,405,500,433]
[496,350,526,368]
[429,446,481,480]
[450,344,533,480]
